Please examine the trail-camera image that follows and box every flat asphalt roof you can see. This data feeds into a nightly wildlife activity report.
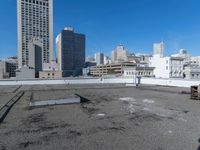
[0,84,200,150]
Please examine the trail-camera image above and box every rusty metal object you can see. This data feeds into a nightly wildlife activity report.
[191,86,200,100]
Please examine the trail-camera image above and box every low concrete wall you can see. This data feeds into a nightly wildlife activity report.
[141,78,200,88]
[0,77,199,88]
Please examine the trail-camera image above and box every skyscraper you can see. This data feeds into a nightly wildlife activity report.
[56,27,85,77]
[112,45,129,63]
[153,41,165,57]
[95,53,104,66]
[17,0,53,68]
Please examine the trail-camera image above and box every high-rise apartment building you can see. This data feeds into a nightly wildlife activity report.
[56,27,85,77]
[17,0,53,68]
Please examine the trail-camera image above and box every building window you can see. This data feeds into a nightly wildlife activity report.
[192,74,195,78]
[166,66,168,70]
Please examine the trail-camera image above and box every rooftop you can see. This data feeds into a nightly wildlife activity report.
[0,84,200,150]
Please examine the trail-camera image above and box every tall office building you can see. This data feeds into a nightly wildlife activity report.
[17,0,53,68]
[95,53,104,66]
[112,45,129,63]
[56,27,85,77]
[153,41,165,57]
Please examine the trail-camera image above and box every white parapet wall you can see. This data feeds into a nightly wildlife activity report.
[141,78,200,88]
[0,77,199,88]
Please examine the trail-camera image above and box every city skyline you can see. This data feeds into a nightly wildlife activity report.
[1,0,200,59]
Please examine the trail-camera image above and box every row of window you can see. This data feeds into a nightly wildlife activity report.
[165,60,183,65]
[21,11,49,15]
[22,16,49,20]
[126,71,152,76]
[21,21,49,26]
[171,60,183,65]
[166,66,183,70]
[21,0,49,7]
[191,74,200,78]
[21,30,49,35]
[21,15,49,19]
[21,7,49,12]
[171,72,182,76]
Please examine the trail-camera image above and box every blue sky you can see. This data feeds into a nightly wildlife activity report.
[0,0,200,59]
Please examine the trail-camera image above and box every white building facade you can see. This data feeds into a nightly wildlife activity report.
[124,67,155,77]
[150,41,185,78]
[184,64,200,79]
[150,55,184,78]
[190,56,200,65]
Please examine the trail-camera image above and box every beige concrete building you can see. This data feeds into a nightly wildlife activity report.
[127,55,141,63]
[17,0,53,68]
[89,62,136,76]
[39,62,62,79]
[112,45,129,63]
[39,71,62,79]
[42,62,60,71]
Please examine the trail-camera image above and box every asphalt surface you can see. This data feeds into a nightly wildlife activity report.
[0,86,20,108]
[0,84,200,150]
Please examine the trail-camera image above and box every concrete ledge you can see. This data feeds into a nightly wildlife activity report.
[30,97,81,107]
[0,77,200,88]
[126,84,138,87]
